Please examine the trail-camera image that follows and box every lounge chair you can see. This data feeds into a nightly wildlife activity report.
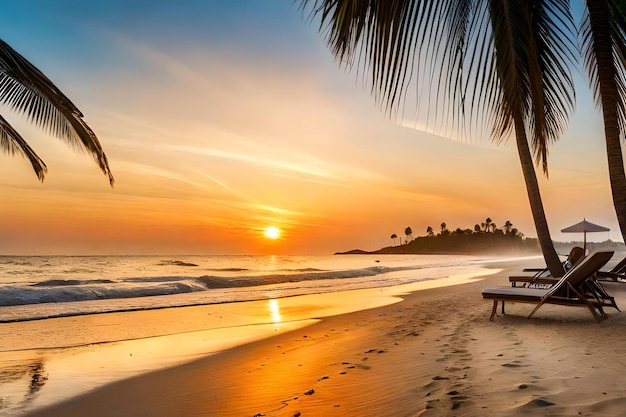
[509,246,585,287]
[596,255,626,282]
[482,251,616,322]
[507,249,621,313]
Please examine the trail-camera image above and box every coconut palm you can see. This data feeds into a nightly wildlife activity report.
[503,220,513,234]
[0,39,113,185]
[404,226,413,243]
[484,218,493,233]
[390,233,398,245]
[579,1,626,242]
[302,0,576,276]
[426,226,434,236]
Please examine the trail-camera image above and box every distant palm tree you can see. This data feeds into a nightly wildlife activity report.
[474,224,482,233]
[404,226,413,243]
[440,222,447,234]
[390,233,398,246]
[426,226,434,237]
[504,220,513,234]
[302,0,573,276]
[485,218,493,233]
[0,39,113,185]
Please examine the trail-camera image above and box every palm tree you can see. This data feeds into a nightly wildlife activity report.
[579,1,626,242]
[390,233,398,246]
[485,218,493,233]
[0,39,113,185]
[426,226,434,236]
[503,220,513,234]
[302,0,574,277]
[404,226,413,243]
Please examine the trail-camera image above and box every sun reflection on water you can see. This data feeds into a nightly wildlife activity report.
[268,299,281,323]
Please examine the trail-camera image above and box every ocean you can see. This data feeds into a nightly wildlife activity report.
[0,254,504,323]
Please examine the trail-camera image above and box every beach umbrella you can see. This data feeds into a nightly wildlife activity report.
[561,219,610,252]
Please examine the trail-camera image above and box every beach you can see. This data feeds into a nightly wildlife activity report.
[3,258,626,416]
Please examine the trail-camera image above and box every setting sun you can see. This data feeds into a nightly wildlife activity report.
[264,226,281,239]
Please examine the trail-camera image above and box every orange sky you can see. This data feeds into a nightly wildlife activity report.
[0,2,620,255]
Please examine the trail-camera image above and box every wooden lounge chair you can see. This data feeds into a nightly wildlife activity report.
[507,249,621,313]
[509,246,585,287]
[596,255,626,282]
[482,251,616,322]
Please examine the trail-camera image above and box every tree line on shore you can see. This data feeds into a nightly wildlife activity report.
[382,218,538,255]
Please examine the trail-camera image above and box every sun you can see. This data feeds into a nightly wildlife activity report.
[264,226,281,240]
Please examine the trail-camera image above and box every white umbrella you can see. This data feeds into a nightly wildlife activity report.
[561,219,610,252]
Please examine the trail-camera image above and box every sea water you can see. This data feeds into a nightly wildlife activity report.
[0,254,500,323]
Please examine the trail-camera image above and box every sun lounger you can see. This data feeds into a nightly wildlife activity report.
[596,255,626,282]
[509,249,620,312]
[482,251,616,322]
[509,247,585,286]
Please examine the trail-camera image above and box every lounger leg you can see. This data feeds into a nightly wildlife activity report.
[586,303,605,322]
[502,301,506,315]
[528,298,548,319]
[572,285,606,322]
[591,280,620,311]
[490,300,498,321]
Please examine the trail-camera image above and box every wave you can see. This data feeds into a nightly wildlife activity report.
[197,265,392,289]
[31,279,115,287]
[0,260,481,323]
[205,268,249,272]
[282,268,325,272]
[157,260,198,267]
[0,279,207,307]
[0,265,410,308]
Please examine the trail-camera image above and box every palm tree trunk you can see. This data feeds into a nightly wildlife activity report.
[586,0,626,244]
[514,115,564,277]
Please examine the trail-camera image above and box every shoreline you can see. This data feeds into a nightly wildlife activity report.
[8,258,626,416]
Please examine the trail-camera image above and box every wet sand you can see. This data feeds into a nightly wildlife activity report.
[12,259,626,416]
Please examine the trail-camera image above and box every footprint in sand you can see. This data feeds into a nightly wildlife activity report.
[502,360,526,368]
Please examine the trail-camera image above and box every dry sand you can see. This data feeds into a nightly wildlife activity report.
[16,260,626,416]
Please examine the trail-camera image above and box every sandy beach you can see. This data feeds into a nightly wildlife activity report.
[9,259,626,417]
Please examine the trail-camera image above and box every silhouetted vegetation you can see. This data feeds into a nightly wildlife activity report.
[338,219,539,255]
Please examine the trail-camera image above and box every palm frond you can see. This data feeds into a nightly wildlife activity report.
[525,0,577,175]
[473,0,576,175]
[0,39,114,185]
[0,114,47,181]
[302,0,576,172]
[581,0,626,140]
[302,0,454,116]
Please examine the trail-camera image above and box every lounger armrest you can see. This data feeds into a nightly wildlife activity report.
[597,271,625,281]
[509,276,558,285]
[522,268,546,272]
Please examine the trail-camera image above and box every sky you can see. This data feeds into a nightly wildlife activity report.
[0,1,620,255]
